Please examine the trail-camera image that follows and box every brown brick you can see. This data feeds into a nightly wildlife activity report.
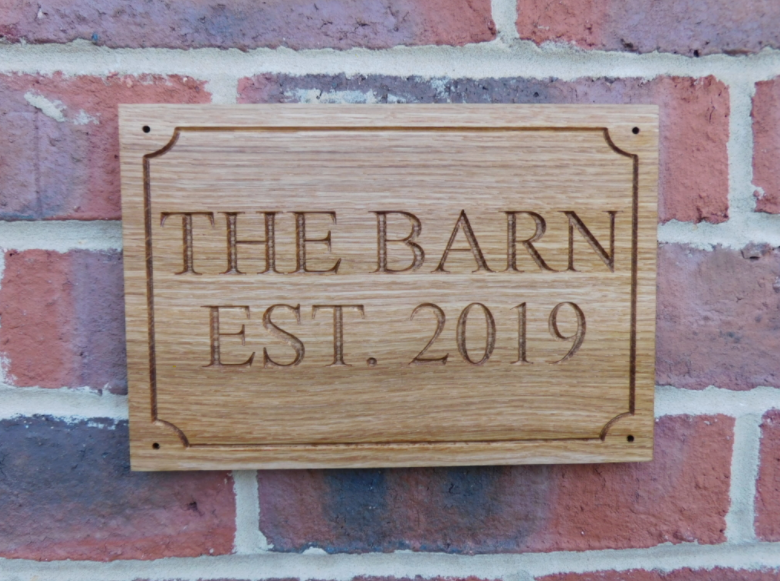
[515,0,780,56]
[258,416,732,553]
[0,0,495,50]
[0,73,209,220]
[539,568,780,581]
[238,74,729,224]
[0,416,235,561]
[657,244,780,390]
[753,78,780,214]
[0,249,127,393]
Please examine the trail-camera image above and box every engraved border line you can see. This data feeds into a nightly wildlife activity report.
[141,125,640,449]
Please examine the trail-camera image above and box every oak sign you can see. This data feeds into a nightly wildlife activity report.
[119,105,658,470]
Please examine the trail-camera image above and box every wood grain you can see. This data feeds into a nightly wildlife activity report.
[119,105,658,470]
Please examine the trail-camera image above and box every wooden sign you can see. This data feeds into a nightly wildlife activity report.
[119,105,658,470]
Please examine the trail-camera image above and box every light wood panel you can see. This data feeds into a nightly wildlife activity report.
[119,105,658,470]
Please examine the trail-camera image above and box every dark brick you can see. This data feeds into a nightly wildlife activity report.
[134,577,494,581]
[540,568,780,581]
[0,0,495,50]
[515,0,780,56]
[0,416,235,560]
[657,244,780,390]
[239,74,729,224]
[0,249,127,393]
[258,416,732,553]
[350,578,497,581]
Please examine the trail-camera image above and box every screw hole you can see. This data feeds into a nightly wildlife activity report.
[627,435,635,443]
[143,125,151,133]
[152,442,160,449]
[632,127,640,135]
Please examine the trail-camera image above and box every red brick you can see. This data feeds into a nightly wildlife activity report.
[239,74,729,224]
[753,79,780,214]
[0,416,235,561]
[258,415,731,553]
[0,0,495,50]
[756,409,780,540]
[0,249,127,393]
[539,568,780,581]
[657,244,780,390]
[0,73,209,220]
[515,0,780,56]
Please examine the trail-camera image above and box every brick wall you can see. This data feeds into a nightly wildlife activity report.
[1,0,780,579]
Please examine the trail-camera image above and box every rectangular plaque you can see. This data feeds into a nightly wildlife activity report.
[120,105,658,470]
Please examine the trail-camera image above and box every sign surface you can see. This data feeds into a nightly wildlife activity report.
[120,105,658,470]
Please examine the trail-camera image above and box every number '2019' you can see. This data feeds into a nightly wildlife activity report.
[411,302,586,366]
